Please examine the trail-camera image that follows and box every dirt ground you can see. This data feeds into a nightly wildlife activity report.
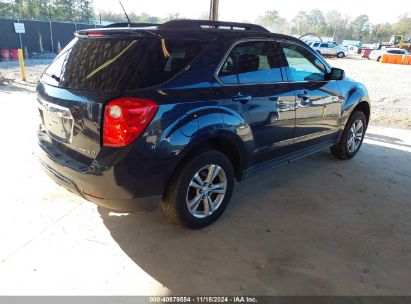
[331,58,411,129]
[0,59,50,84]
[0,58,411,295]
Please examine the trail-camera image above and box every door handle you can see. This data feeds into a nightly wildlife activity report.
[232,93,252,103]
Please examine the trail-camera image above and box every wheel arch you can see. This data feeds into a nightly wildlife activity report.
[353,101,370,126]
[166,131,246,195]
[337,88,370,143]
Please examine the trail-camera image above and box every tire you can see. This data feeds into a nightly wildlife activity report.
[337,52,344,58]
[162,149,235,229]
[377,56,381,62]
[331,111,367,160]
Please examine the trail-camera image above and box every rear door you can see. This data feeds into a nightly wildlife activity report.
[279,42,343,146]
[213,40,296,162]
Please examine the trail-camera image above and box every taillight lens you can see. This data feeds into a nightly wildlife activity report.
[103,98,158,147]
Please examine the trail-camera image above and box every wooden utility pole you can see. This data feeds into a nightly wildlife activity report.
[209,0,219,21]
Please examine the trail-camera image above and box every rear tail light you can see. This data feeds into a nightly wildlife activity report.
[103,98,158,147]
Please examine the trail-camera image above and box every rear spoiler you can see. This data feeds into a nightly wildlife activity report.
[75,27,158,38]
[104,22,159,28]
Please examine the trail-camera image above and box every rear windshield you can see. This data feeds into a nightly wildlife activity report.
[42,37,144,90]
[42,37,208,91]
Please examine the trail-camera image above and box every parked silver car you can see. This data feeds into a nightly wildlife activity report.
[311,42,347,58]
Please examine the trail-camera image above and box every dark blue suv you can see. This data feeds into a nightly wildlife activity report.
[36,20,370,228]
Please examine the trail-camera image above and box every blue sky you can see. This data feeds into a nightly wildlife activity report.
[94,0,410,24]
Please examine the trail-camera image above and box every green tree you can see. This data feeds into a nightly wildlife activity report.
[350,14,371,41]
[0,1,13,16]
[308,9,327,35]
[369,23,393,43]
[291,10,310,35]
[100,10,123,22]
[134,12,158,24]
[77,0,93,22]
[291,9,327,36]
[11,0,24,17]
[257,10,289,33]
[392,15,411,38]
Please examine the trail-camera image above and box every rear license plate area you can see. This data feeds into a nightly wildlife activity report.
[38,100,74,144]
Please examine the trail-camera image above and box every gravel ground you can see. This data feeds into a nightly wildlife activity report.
[1,56,410,128]
[330,57,411,129]
[0,59,51,84]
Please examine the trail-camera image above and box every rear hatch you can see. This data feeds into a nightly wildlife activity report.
[37,32,149,164]
[38,28,210,165]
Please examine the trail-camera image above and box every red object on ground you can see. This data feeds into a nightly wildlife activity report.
[11,49,19,59]
[1,49,10,58]
[361,49,372,59]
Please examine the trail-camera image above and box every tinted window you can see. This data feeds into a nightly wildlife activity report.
[320,43,328,48]
[312,43,320,47]
[387,50,404,54]
[218,53,238,84]
[281,43,327,82]
[42,38,145,90]
[127,38,208,89]
[43,37,208,91]
[218,41,284,84]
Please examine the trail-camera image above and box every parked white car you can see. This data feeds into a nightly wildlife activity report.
[311,42,347,58]
[342,40,362,49]
[369,48,408,61]
[327,41,347,50]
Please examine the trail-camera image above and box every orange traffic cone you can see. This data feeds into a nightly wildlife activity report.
[56,41,61,54]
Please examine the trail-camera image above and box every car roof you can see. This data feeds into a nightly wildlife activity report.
[77,19,304,44]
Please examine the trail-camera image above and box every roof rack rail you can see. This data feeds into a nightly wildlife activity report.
[160,19,269,33]
[104,22,158,28]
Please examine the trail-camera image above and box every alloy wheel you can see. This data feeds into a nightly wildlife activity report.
[186,164,227,218]
[347,119,364,153]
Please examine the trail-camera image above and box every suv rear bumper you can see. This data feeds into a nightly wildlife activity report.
[37,132,161,212]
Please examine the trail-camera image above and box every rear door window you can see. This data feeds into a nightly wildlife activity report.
[218,40,285,84]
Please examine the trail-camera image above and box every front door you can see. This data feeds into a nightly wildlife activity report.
[279,42,343,146]
[213,40,296,163]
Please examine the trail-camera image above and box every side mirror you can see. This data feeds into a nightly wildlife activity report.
[328,67,345,80]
